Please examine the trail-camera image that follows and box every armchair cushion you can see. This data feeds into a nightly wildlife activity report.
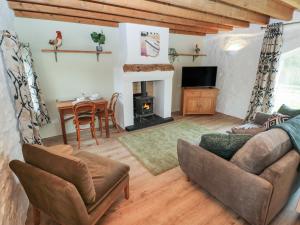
[22,144,96,205]
[74,151,130,213]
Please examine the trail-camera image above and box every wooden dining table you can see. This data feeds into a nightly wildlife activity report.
[56,99,110,144]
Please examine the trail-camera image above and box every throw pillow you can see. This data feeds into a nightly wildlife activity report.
[199,133,252,160]
[231,123,266,136]
[263,113,290,129]
[278,104,300,118]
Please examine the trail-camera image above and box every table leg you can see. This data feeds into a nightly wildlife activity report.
[59,110,67,144]
[105,106,110,138]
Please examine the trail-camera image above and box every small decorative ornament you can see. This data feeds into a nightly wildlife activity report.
[91,31,106,61]
[168,48,178,63]
[48,31,62,62]
[193,44,201,61]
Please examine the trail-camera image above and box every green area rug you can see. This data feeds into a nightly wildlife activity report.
[118,121,212,175]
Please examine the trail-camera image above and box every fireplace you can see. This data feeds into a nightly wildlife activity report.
[113,23,174,130]
[134,81,154,119]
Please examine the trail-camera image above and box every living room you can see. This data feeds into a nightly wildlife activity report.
[1,1,300,225]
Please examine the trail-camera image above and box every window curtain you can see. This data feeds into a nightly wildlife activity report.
[244,23,284,122]
[21,43,50,126]
[0,30,50,144]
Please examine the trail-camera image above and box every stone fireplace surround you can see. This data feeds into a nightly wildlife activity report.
[113,23,174,129]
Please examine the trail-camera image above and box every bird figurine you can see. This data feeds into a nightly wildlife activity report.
[49,31,62,62]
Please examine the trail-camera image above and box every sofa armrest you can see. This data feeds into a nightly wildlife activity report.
[260,150,300,225]
[177,139,273,225]
[253,112,272,125]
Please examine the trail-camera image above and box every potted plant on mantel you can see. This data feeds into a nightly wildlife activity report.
[90,31,106,52]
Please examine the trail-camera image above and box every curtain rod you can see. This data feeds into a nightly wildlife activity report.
[261,21,300,29]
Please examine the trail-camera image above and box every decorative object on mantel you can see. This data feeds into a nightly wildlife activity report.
[91,31,106,61]
[123,64,174,72]
[48,31,62,62]
[168,47,206,63]
[41,49,112,62]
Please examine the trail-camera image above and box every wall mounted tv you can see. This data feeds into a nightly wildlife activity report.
[181,66,217,87]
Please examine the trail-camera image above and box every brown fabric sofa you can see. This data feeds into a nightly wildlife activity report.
[9,144,130,225]
[177,128,300,225]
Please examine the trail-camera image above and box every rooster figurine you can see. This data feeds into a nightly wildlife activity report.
[49,31,62,62]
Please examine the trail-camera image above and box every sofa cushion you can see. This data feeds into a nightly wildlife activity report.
[22,144,96,205]
[254,112,272,125]
[231,123,266,136]
[263,113,290,129]
[230,129,292,174]
[200,133,252,160]
[278,104,300,118]
[74,151,130,213]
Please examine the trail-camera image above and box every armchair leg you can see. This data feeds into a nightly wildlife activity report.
[33,207,40,225]
[124,184,129,200]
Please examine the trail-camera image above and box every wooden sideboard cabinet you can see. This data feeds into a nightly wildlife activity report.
[181,87,219,116]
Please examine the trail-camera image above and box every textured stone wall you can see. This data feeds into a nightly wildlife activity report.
[0,0,29,224]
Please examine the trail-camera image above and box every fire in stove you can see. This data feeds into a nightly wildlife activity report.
[143,103,150,110]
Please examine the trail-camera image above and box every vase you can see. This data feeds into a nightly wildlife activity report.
[96,45,103,52]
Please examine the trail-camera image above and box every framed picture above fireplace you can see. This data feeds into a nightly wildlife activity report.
[141,31,160,57]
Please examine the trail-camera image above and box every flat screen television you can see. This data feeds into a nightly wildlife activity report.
[181,66,217,87]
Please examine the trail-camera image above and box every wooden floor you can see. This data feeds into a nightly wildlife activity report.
[28,113,300,225]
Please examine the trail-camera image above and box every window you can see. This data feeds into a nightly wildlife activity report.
[274,48,300,110]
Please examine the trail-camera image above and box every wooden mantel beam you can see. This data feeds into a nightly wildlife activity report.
[90,0,249,27]
[151,0,269,24]
[9,1,215,34]
[9,0,233,31]
[218,0,294,20]
[276,0,300,10]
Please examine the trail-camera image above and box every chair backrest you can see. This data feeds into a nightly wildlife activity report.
[73,101,96,121]
[9,160,89,225]
[108,93,119,112]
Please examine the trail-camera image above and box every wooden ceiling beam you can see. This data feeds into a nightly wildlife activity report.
[89,0,249,27]
[169,29,205,36]
[218,0,294,20]
[276,0,300,10]
[10,0,233,31]
[14,10,205,36]
[151,0,269,24]
[9,1,215,34]
[14,10,118,27]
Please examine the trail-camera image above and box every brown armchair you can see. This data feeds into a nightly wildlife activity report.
[9,144,130,225]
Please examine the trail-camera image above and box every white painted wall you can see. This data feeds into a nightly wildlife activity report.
[0,1,28,225]
[201,11,300,119]
[15,18,120,138]
[15,18,203,137]
[169,34,203,111]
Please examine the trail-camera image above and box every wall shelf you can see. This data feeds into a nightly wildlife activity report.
[168,52,207,62]
[41,49,112,62]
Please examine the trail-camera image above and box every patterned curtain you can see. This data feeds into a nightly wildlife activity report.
[244,23,283,122]
[21,44,50,126]
[0,30,50,144]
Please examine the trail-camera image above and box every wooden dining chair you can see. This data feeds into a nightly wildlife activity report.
[73,101,99,149]
[99,93,121,135]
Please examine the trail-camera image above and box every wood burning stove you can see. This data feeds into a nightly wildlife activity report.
[133,81,154,119]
